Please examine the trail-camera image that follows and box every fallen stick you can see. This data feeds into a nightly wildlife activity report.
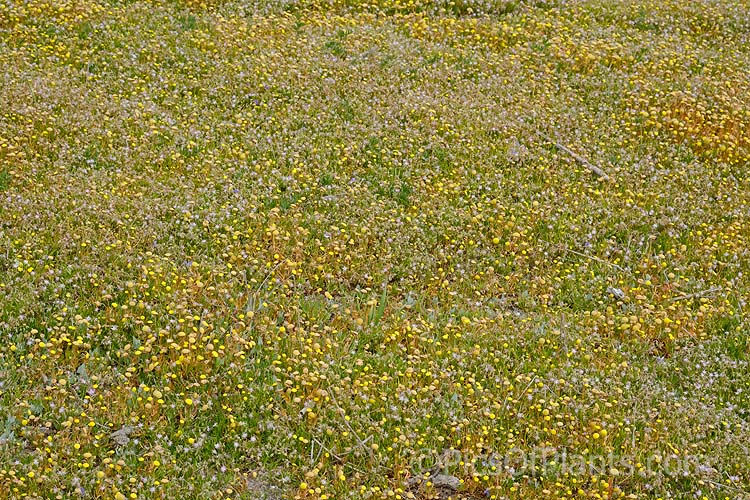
[540,238,627,273]
[325,384,376,463]
[703,479,749,495]
[535,130,610,180]
[669,286,723,302]
[511,120,611,180]
[560,245,624,271]
[311,437,367,475]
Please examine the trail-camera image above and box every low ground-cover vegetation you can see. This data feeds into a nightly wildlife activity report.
[1,0,750,498]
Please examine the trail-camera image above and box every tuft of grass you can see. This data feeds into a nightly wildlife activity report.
[0,169,9,191]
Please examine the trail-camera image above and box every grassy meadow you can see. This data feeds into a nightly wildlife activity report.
[1,0,750,498]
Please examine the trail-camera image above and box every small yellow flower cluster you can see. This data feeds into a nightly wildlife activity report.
[1,0,749,498]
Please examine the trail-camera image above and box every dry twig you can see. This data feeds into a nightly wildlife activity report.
[670,287,723,302]
[513,120,611,180]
